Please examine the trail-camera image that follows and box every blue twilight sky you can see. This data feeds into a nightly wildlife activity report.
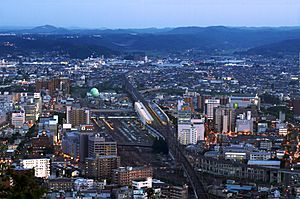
[1,0,300,28]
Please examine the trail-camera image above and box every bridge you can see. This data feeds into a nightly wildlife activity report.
[123,75,209,199]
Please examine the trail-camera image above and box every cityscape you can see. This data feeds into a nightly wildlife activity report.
[2,1,300,199]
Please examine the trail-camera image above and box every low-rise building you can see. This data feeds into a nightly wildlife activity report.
[113,166,153,186]
[20,158,50,178]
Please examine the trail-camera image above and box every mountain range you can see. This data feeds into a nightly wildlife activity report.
[1,25,300,58]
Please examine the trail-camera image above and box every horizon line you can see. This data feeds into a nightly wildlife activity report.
[1,24,300,30]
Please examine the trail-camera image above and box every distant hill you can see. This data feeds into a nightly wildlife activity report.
[0,35,117,59]
[2,25,300,56]
[239,39,300,56]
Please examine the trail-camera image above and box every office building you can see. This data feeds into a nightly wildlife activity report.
[177,100,205,145]
[66,106,90,128]
[235,111,253,132]
[88,133,117,158]
[85,155,120,180]
[293,99,300,119]
[214,106,235,133]
[204,99,220,120]
[11,111,25,129]
[79,125,95,162]
[62,131,80,159]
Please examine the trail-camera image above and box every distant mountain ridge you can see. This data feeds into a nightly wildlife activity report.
[2,25,300,57]
[240,39,300,56]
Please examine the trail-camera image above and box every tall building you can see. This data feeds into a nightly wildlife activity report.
[279,111,286,122]
[88,133,117,157]
[23,97,42,126]
[38,115,59,144]
[20,158,50,178]
[219,96,230,106]
[79,125,95,162]
[177,100,205,145]
[204,99,220,120]
[62,131,80,159]
[66,106,90,128]
[235,111,253,132]
[183,96,194,112]
[31,133,52,156]
[178,119,205,145]
[85,155,120,180]
[11,111,25,129]
[293,99,300,119]
[113,166,153,186]
[214,106,235,133]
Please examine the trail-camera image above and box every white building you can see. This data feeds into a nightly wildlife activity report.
[249,152,272,160]
[21,158,50,178]
[11,112,25,128]
[178,119,205,145]
[177,100,205,145]
[132,177,152,190]
[235,111,253,132]
[204,99,220,120]
[225,152,247,161]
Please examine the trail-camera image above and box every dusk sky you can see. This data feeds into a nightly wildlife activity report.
[1,0,300,28]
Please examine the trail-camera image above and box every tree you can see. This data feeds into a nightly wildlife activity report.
[145,188,155,199]
[0,168,46,199]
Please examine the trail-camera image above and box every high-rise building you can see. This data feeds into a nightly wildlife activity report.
[196,95,202,111]
[178,119,205,145]
[66,106,90,128]
[62,131,80,159]
[88,133,117,157]
[279,111,286,122]
[219,96,230,106]
[85,155,120,180]
[31,133,52,156]
[235,111,253,132]
[293,99,300,119]
[204,99,220,120]
[214,106,235,133]
[79,125,95,163]
[11,111,25,128]
[23,97,42,126]
[177,100,205,145]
